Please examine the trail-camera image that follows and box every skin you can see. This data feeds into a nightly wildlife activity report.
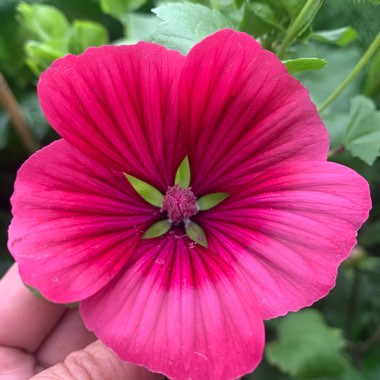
[0,264,163,380]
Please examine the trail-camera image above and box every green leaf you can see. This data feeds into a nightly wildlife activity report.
[197,193,229,211]
[0,1,31,89]
[234,0,245,9]
[280,0,324,53]
[124,13,159,42]
[211,0,235,9]
[283,57,326,73]
[343,96,380,165]
[17,2,70,42]
[99,0,147,19]
[185,221,208,247]
[143,219,171,239]
[24,41,65,76]
[175,156,191,189]
[269,0,308,18]
[124,173,164,207]
[152,3,233,54]
[362,342,380,380]
[315,0,380,48]
[24,41,65,70]
[69,20,108,54]
[240,2,284,37]
[17,2,70,76]
[311,27,357,47]
[293,42,363,149]
[250,2,281,27]
[266,309,346,379]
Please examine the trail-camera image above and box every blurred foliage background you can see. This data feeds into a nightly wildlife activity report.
[0,0,380,379]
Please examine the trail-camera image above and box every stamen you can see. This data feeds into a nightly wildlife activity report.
[161,185,198,223]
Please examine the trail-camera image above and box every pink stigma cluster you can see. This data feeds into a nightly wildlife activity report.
[161,185,198,223]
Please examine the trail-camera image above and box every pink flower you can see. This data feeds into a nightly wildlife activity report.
[8,29,370,380]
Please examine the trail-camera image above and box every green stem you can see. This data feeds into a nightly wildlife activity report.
[344,268,360,340]
[360,326,380,355]
[277,0,319,58]
[328,145,344,158]
[318,32,380,113]
[0,71,40,154]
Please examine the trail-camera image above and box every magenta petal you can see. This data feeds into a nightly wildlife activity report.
[81,238,265,380]
[38,43,186,190]
[200,161,371,319]
[8,140,156,303]
[179,29,329,194]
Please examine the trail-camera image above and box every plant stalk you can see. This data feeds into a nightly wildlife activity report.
[318,32,380,113]
[0,72,40,154]
[277,0,320,58]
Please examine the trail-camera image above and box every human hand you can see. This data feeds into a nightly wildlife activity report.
[0,264,163,380]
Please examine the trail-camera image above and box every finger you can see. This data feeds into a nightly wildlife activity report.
[0,346,39,380]
[0,264,65,352]
[36,308,96,368]
[31,340,164,380]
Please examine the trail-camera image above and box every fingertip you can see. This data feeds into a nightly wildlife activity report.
[36,308,96,368]
[31,340,164,380]
[0,264,65,352]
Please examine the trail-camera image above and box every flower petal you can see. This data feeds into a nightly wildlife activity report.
[38,43,186,191]
[179,29,329,194]
[8,140,156,303]
[81,238,265,380]
[199,161,371,319]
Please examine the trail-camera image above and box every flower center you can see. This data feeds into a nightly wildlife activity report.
[161,185,198,224]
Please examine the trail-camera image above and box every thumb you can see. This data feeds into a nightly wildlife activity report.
[31,340,163,380]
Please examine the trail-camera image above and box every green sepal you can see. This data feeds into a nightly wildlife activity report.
[25,284,79,308]
[124,173,163,207]
[65,302,80,308]
[174,156,191,188]
[143,219,172,239]
[25,284,43,298]
[197,192,229,211]
[185,220,208,248]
